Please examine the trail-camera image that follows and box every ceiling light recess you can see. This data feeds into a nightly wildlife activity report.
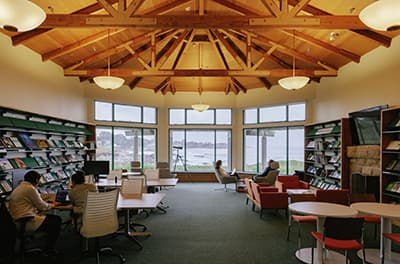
[359,0,400,31]
[0,0,46,32]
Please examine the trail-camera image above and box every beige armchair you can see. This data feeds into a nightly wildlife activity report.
[213,162,237,192]
[253,161,280,185]
[130,161,143,175]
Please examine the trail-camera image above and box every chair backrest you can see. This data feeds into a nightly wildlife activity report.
[324,217,364,241]
[316,189,350,206]
[350,193,377,203]
[263,169,280,186]
[120,178,144,198]
[0,199,16,261]
[270,161,280,170]
[130,161,143,174]
[290,193,316,203]
[156,162,176,178]
[80,189,119,238]
[244,178,254,198]
[107,170,122,180]
[144,168,159,180]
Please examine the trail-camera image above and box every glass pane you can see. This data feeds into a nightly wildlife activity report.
[143,128,156,169]
[187,109,214,124]
[216,109,232,125]
[95,101,112,121]
[259,105,286,123]
[170,130,185,171]
[288,103,306,121]
[114,104,141,122]
[244,129,258,172]
[288,126,304,175]
[244,108,257,124]
[169,109,185,125]
[259,128,287,174]
[143,107,157,124]
[95,126,112,162]
[216,130,231,170]
[186,130,215,171]
[113,127,142,170]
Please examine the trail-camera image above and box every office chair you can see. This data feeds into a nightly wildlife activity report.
[311,217,366,264]
[120,178,147,232]
[80,189,125,264]
[156,162,177,179]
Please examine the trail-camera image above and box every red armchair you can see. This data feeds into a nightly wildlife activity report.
[251,183,288,218]
[275,175,309,192]
[316,189,350,206]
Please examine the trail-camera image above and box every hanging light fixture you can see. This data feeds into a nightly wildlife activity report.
[191,92,209,112]
[278,31,309,91]
[93,29,125,90]
[359,0,400,31]
[0,0,46,32]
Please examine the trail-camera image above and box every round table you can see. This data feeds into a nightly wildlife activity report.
[351,202,400,264]
[289,201,358,264]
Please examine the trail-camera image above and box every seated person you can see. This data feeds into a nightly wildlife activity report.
[9,170,61,255]
[214,160,240,181]
[68,170,97,215]
[252,159,277,181]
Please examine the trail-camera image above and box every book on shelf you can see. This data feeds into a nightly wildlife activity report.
[46,139,57,148]
[315,127,334,135]
[306,141,315,148]
[9,137,23,148]
[43,172,55,182]
[0,180,12,192]
[386,182,395,191]
[18,133,38,149]
[64,140,75,148]
[2,137,16,148]
[393,161,400,172]
[35,139,49,149]
[0,158,14,171]
[55,140,66,148]
[33,156,46,167]
[21,157,38,168]
[385,160,398,171]
[390,182,400,193]
[385,140,400,151]
[9,158,27,169]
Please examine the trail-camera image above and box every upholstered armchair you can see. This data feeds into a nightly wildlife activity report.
[275,175,309,192]
[250,183,288,218]
[214,162,237,192]
[253,161,280,185]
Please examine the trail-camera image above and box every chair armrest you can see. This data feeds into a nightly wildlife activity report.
[275,181,285,192]
[299,181,309,189]
[260,192,288,208]
[259,187,278,193]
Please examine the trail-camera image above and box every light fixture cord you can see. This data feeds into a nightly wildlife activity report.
[292,30,295,77]
[107,28,110,77]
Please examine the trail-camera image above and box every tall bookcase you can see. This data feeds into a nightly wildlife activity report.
[0,107,95,197]
[304,118,351,190]
[380,106,400,203]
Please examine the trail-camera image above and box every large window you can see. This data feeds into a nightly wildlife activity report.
[95,101,157,124]
[96,126,157,170]
[244,102,306,124]
[169,129,232,172]
[169,108,232,125]
[243,126,304,175]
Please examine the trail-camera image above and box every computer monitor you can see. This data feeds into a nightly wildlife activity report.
[82,160,110,182]
[12,169,27,190]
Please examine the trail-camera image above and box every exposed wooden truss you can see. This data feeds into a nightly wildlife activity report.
[3,0,398,94]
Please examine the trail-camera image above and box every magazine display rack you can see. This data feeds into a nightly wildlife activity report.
[381,106,400,202]
[0,107,95,196]
[304,118,351,190]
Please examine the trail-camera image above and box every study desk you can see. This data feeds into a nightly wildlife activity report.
[351,202,400,264]
[117,193,165,249]
[146,178,178,188]
[289,201,358,264]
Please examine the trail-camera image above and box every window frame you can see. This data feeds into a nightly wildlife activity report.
[168,108,232,126]
[243,102,306,125]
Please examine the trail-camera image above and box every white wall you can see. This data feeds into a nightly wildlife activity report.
[312,36,400,122]
[0,34,87,122]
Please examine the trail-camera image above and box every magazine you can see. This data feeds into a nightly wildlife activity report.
[0,158,13,171]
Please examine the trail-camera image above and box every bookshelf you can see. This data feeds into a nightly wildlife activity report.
[0,107,95,197]
[381,106,400,203]
[304,118,351,190]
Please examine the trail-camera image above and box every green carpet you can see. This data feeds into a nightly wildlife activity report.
[26,183,389,263]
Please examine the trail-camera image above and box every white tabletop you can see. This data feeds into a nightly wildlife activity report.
[351,202,400,218]
[146,178,178,187]
[289,201,358,218]
[118,193,165,209]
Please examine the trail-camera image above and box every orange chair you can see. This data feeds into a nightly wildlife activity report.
[316,189,350,206]
[251,183,288,219]
[311,217,366,264]
[287,193,317,249]
[275,175,309,192]
[382,233,400,264]
[244,178,256,210]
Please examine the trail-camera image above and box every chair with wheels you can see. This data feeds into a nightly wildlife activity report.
[311,217,366,264]
[80,189,126,264]
[156,162,177,179]
[130,161,143,175]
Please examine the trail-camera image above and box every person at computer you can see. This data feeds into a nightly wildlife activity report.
[214,160,241,181]
[252,159,275,181]
[69,170,97,215]
[9,170,62,256]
